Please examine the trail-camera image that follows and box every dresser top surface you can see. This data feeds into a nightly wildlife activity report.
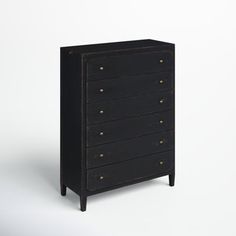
[61,39,174,54]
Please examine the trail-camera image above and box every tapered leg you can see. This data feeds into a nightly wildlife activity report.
[169,173,175,186]
[61,184,66,196]
[80,196,87,212]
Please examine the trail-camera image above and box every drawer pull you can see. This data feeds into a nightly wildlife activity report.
[159,59,164,63]
[159,139,164,144]
[99,66,104,71]
[99,88,104,93]
[159,98,165,104]
[99,110,104,114]
[99,131,104,136]
[99,153,104,158]
[159,161,164,165]
[159,119,164,124]
[99,176,104,180]
[159,79,164,84]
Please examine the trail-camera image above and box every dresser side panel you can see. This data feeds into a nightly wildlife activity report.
[173,44,175,176]
[60,49,83,194]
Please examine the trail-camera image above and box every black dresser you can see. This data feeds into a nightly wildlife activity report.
[60,39,175,211]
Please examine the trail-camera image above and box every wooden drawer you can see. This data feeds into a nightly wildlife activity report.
[87,91,174,124]
[87,150,174,191]
[87,51,174,80]
[86,72,173,103]
[87,110,174,147]
[87,131,174,168]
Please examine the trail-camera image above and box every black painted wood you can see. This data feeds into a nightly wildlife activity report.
[60,184,66,196]
[169,173,175,186]
[87,90,174,124]
[87,131,174,168]
[87,71,173,103]
[87,110,174,146]
[87,51,173,78]
[60,39,175,211]
[80,195,87,212]
[87,151,174,191]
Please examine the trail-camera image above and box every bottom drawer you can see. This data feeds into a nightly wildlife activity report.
[87,151,174,191]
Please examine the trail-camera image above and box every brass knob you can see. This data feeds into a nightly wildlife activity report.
[99,131,104,136]
[99,88,104,93]
[99,66,104,71]
[99,153,104,158]
[159,98,164,104]
[159,139,164,144]
[159,80,164,84]
[159,120,164,124]
[159,161,164,165]
[160,59,164,63]
[99,110,104,114]
[99,176,104,180]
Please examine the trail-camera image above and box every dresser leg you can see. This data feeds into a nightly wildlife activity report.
[61,184,66,196]
[80,196,87,212]
[169,173,175,187]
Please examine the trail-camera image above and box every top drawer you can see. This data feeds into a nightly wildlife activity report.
[87,51,173,80]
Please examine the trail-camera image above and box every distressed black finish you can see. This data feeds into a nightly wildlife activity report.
[60,39,175,211]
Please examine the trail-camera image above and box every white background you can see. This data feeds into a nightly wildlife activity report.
[0,0,236,235]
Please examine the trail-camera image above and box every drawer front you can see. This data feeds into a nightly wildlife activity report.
[87,91,174,124]
[87,131,174,168]
[87,110,174,147]
[87,151,174,191]
[87,72,173,103]
[87,51,173,80]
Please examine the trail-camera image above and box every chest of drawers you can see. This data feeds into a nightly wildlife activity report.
[60,39,175,211]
